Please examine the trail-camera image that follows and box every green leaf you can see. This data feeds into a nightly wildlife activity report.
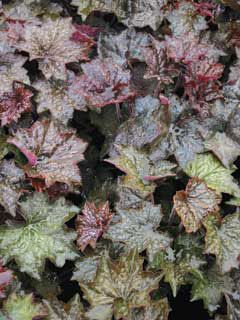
[3,293,47,320]
[0,193,79,279]
[174,177,221,233]
[151,250,205,297]
[104,199,172,263]
[80,249,161,320]
[191,265,234,312]
[203,213,240,273]
[106,145,176,198]
[184,153,240,197]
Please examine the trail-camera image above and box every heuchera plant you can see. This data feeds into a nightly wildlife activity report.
[0,0,240,319]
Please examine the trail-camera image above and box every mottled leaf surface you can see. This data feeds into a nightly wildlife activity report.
[8,120,88,188]
[174,177,221,233]
[0,193,79,279]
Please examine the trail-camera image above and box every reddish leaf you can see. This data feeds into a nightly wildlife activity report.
[0,81,33,126]
[76,201,114,251]
[8,120,88,188]
[71,58,136,108]
[0,262,13,298]
[71,24,100,45]
[144,37,179,85]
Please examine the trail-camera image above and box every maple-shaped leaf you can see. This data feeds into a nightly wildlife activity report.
[8,119,88,188]
[34,73,86,125]
[184,153,240,197]
[0,160,24,216]
[191,265,234,312]
[167,1,208,37]
[104,200,172,263]
[0,55,30,95]
[98,28,150,67]
[0,263,13,299]
[43,294,85,320]
[151,249,205,297]
[80,249,161,320]
[20,18,89,80]
[75,201,114,251]
[204,132,240,169]
[0,192,79,279]
[174,177,221,233]
[70,58,136,108]
[203,213,240,273]
[132,298,170,320]
[71,0,167,30]
[106,145,176,198]
[0,81,33,126]
[2,293,47,320]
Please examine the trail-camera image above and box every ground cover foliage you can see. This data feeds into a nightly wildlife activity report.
[0,0,240,319]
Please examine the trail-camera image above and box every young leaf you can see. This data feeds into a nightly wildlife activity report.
[174,177,221,233]
[106,145,176,197]
[151,250,205,297]
[0,193,79,279]
[20,18,89,80]
[184,153,240,197]
[75,201,114,251]
[191,265,234,312]
[104,200,172,263]
[203,213,240,273]
[71,0,167,30]
[80,249,161,320]
[70,58,136,108]
[0,160,25,216]
[3,293,47,320]
[8,119,88,188]
[0,82,33,126]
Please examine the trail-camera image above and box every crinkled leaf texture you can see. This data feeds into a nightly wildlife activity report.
[0,193,79,279]
[174,177,221,233]
[20,18,89,80]
[0,81,33,126]
[71,0,167,30]
[3,293,47,320]
[34,73,86,125]
[80,249,161,320]
[204,213,240,273]
[76,201,113,251]
[185,153,240,197]
[0,160,25,216]
[0,55,30,95]
[70,58,136,108]
[106,145,176,198]
[104,198,172,263]
[132,298,170,320]
[8,119,88,188]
